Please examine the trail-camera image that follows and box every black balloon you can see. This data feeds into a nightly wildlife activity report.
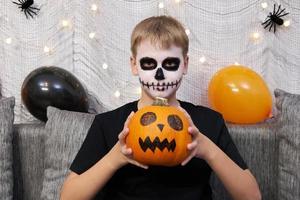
[21,66,89,122]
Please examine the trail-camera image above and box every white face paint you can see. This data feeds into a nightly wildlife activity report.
[135,40,186,99]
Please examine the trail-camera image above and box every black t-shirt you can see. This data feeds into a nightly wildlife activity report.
[70,100,247,200]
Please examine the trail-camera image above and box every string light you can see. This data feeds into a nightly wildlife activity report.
[43,46,53,55]
[89,32,96,39]
[158,2,164,9]
[283,20,291,27]
[91,4,98,11]
[61,19,71,29]
[185,28,190,35]
[251,32,261,41]
[5,37,12,44]
[261,2,268,9]
[114,90,121,98]
[199,56,206,63]
[102,63,108,69]
[44,46,50,53]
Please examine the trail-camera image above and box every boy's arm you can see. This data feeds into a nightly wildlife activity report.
[60,112,147,200]
[60,139,135,200]
[204,139,261,200]
[179,108,261,200]
[60,146,123,200]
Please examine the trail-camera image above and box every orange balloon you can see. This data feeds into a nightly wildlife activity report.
[208,65,272,124]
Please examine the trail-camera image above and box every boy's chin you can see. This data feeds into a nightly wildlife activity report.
[145,89,176,100]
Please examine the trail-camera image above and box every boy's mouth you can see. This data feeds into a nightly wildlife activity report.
[139,78,182,91]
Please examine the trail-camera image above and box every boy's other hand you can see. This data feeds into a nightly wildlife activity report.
[107,111,148,170]
[178,107,216,166]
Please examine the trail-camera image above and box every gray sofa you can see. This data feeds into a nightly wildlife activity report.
[1,88,299,200]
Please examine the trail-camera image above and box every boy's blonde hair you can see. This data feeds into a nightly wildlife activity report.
[131,15,189,58]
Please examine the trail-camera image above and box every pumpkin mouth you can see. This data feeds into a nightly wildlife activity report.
[138,136,176,153]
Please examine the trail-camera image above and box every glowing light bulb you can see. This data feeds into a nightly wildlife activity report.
[252,32,260,39]
[102,63,108,69]
[283,20,290,27]
[61,20,71,28]
[158,2,164,9]
[199,56,206,63]
[44,46,50,53]
[43,46,53,54]
[91,4,98,11]
[234,62,240,66]
[251,32,260,40]
[5,37,12,44]
[89,32,96,39]
[185,29,190,35]
[261,2,268,9]
[114,90,121,98]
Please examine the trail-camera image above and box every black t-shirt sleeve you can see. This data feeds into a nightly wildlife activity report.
[217,117,248,170]
[70,115,108,174]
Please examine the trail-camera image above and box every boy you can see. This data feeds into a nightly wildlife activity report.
[60,16,261,200]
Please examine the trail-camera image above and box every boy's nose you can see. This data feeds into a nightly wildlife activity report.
[155,68,165,80]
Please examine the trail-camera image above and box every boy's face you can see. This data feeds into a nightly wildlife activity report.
[131,40,188,99]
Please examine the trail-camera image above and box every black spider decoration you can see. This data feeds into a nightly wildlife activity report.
[262,4,289,33]
[12,0,40,19]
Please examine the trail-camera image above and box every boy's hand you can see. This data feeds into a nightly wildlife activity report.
[107,111,148,170]
[178,107,216,166]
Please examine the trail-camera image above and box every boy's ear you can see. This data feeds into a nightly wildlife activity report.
[183,55,189,75]
[130,56,139,76]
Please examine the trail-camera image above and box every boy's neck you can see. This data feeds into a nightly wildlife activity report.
[137,90,180,109]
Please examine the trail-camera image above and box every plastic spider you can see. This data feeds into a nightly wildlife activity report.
[262,4,289,33]
[12,0,40,19]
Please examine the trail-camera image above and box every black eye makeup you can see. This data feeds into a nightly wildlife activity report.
[140,57,157,70]
[162,57,180,71]
[139,57,181,71]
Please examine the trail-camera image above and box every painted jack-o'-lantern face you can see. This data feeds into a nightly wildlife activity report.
[126,98,191,166]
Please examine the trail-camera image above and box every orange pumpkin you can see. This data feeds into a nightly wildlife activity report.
[126,97,192,166]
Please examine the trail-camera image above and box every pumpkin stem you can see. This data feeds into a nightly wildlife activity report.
[152,97,169,106]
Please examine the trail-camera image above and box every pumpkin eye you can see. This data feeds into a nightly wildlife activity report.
[167,115,183,131]
[140,112,157,126]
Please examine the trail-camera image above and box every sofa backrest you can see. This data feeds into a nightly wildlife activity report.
[12,121,278,200]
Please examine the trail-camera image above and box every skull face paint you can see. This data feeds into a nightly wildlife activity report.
[135,41,186,99]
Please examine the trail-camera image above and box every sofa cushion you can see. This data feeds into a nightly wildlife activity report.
[275,89,300,200]
[0,97,15,200]
[13,123,46,200]
[210,120,278,200]
[40,106,95,200]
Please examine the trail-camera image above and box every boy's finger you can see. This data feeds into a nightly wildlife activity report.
[121,146,132,155]
[118,128,129,145]
[132,161,148,169]
[124,111,135,128]
[118,127,129,140]
[181,151,195,166]
[178,107,194,126]
[187,141,198,150]
[188,126,199,136]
